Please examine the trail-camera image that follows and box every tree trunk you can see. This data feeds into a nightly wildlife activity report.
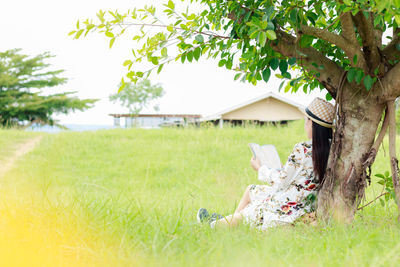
[317,83,386,222]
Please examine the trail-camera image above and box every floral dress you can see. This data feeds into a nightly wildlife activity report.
[241,141,318,230]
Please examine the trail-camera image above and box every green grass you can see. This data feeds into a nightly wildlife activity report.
[1,121,400,266]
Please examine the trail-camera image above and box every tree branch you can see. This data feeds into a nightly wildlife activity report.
[340,12,359,46]
[372,108,389,152]
[357,192,389,210]
[340,12,369,71]
[300,24,366,71]
[352,12,381,72]
[117,23,231,39]
[300,25,347,49]
[272,29,344,98]
[380,61,400,100]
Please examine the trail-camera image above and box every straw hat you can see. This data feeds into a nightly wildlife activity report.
[303,98,335,128]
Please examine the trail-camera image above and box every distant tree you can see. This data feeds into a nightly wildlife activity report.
[0,49,97,127]
[109,79,164,114]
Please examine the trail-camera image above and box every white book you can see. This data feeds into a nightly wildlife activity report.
[249,143,282,169]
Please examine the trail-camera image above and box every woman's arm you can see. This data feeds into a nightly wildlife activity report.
[253,143,306,188]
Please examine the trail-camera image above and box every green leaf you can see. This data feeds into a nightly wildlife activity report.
[374,15,382,27]
[279,60,288,74]
[157,64,164,74]
[118,78,126,93]
[266,21,275,30]
[364,75,374,91]
[167,0,175,10]
[181,53,186,63]
[193,47,201,61]
[151,57,159,65]
[395,15,400,26]
[306,11,318,26]
[347,68,356,83]
[195,34,204,43]
[289,8,298,25]
[234,73,242,81]
[226,59,233,69]
[74,29,84,39]
[284,82,292,93]
[278,81,285,91]
[259,31,267,47]
[262,68,271,83]
[266,30,277,40]
[303,84,309,94]
[326,92,333,101]
[68,30,76,36]
[218,59,226,67]
[161,47,168,57]
[343,0,351,6]
[256,72,262,81]
[353,55,358,65]
[380,198,385,207]
[167,25,174,32]
[269,58,279,70]
[355,70,363,84]
[242,52,254,59]
[265,6,274,19]
[109,37,116,48]
[186,51,193,62]
[105,31,114,38]
[123,60,132,66]
[375,173,385,179]
[288,57,296,65]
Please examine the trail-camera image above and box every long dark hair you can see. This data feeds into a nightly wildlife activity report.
[311,121,332,185]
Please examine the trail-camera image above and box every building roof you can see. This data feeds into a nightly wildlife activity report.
[201,92,305,121]
[109,114,201,118]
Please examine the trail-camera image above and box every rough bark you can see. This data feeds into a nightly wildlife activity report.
[317,83,386,222]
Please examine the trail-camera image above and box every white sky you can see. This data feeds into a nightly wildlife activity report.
[0,0,326,126]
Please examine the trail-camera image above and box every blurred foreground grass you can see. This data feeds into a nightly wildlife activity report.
[0,121,399,266]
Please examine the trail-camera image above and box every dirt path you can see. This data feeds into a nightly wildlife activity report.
[0,136,43,177]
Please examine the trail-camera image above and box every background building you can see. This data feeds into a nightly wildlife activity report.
[201,92,305,128]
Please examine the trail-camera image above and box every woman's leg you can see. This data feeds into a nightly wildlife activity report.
[213,212,243,228]
[234,185,252,213]
[213,185,251,228]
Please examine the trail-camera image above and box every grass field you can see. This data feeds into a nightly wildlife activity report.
[1,121,400,266]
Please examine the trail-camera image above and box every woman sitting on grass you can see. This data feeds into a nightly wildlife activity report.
[197,98,335,230]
